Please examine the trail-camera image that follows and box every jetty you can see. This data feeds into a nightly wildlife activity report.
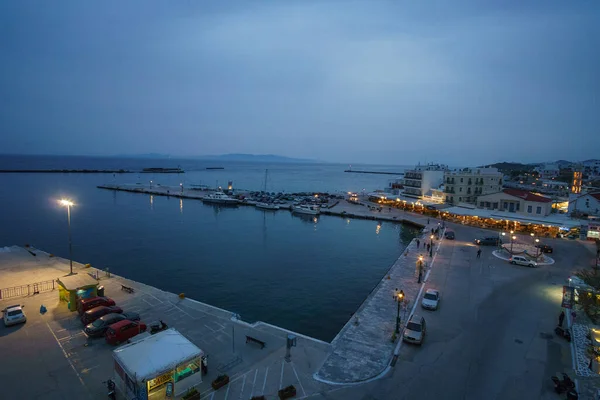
[344,169,404,175]
[141,167,184,173]
[0,169,133,173]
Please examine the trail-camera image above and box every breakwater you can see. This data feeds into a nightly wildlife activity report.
[344,169,404,175]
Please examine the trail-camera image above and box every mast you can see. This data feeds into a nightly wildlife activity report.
[264,169,268,192]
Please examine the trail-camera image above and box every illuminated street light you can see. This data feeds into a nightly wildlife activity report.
[394,289,405,334]
[511,235,517,252]
[59,199,75,275]
[535,238,540,256]
[180,183,183,194]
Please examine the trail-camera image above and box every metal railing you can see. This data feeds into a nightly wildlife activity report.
[0,279,56,300]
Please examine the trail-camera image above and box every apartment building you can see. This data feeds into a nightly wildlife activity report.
[403,163,448,199]
[443,167,503,205]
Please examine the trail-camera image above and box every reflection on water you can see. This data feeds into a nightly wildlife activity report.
[292,213,319,225]
[179,198,183,214]
[150,195,154,210]
[376,222,382,235]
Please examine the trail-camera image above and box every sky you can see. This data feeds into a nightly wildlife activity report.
[1,1,599,166]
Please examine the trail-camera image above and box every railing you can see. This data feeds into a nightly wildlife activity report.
[0,279,56,300]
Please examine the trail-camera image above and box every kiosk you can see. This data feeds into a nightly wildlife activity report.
[113,328,204,399]
[57,274,99,311]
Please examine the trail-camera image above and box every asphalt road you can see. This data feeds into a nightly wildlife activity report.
[316,222,595,400]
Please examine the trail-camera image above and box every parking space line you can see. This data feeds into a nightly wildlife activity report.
[224,379,231,400]
[210,393,214,400]
[239,374,246,399]
[261,366,269,395]
[291,363,307,398]
[45,322,90,398]
[250,369,258,398]
[279,360,284,390]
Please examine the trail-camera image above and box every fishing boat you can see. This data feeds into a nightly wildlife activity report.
[203,191,239,205]
[292,204,320,215]
[255,169,280,210]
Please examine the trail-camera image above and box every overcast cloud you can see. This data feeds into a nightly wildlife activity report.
[1,1,598,165]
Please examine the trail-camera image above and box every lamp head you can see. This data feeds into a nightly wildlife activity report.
[59,199,74,207]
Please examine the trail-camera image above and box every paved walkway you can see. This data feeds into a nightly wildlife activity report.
[315,218,445,383]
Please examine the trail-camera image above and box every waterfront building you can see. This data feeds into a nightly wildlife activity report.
[475,188,553,217]
[443,167,503,205]
[386,177,404,195]
[402,163,448,199]
[568,192,600,216]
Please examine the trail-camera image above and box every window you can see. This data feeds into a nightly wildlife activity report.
[459,197,462,202]
[480,202,484,207]
[504,202,508,209]
[485,202,491,208]
[536,206,541,214]
[460,178,463,183]
[516,203,520,211]
[459,187,462,192]
[493,202,498,209]
[527,205,532,213]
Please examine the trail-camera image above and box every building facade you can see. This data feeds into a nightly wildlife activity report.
[535,163,560,179]
[443,167,503,205]
[475,188,553,216]
[568,192,600,216]
[403,163,448,199]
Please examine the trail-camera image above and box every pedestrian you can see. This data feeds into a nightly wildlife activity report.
[558,310,565,328]
[427,243,431,252]
[427,218,430,224]
[416,239,420,249]
[476,248,482,259]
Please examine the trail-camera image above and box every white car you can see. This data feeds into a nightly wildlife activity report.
[421,289,440,310]
[3,304,26,326]
[509,255,538,268]
[403,314,426,345]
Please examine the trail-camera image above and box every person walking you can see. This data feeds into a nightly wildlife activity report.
[476,248,482,259]
[427,243,431,252]
[416,239,420,249]
[427,218,430,224]
[558,310,565,328]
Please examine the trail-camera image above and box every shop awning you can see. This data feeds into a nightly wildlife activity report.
[57,274,99,291]
[113,328,203,382]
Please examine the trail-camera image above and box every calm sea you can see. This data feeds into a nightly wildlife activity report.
[0,155,417,341]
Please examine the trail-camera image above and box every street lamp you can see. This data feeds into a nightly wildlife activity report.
[535,238,540,256]
[530,232,535,244]
[501,232,506,248]
[150,180,153,188]
[180,183,183,194]
[394,289,405,334]
[429,234,434,257]
[511,235,516,252]
[59,199,75,275]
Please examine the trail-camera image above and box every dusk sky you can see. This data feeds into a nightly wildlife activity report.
[1,1,598,166]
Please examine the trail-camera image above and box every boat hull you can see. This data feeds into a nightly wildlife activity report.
[292,206,320,215]
[256,203,280,210]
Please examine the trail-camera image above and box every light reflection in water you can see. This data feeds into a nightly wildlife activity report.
[376,222,382,235]
[150,195,154,210]
[179,198,183,213]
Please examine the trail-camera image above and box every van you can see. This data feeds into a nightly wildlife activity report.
[444,230,455,240]
[509,256,538,268]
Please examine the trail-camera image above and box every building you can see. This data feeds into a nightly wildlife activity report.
[535,163,560,179]
[403,163,448,199]
[443,167,503,205]
[475,188,553,216]
[568,192,600,216]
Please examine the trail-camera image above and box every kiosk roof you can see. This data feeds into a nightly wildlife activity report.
[113,328,203,381]
[57,274,98,291]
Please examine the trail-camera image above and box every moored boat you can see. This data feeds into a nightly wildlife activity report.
[256,202,280,210]
[292,204,320,215]
[203,191,239,205]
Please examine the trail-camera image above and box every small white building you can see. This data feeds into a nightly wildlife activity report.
[113,328,204,400]
[568,192,600,216]
[535,163,560,179]
[475,188,553,216]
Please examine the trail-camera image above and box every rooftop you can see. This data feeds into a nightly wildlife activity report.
[502,188,553,203]
[57,273,99,291]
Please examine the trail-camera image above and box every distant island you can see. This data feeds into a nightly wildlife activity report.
[195,153,317,163]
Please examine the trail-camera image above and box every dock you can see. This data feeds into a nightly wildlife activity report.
[344,169,404,175]
[0,169,133,174]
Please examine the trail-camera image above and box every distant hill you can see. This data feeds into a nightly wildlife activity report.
[478,162,537,172]
[195,153,316,163]
[112,153,171,159]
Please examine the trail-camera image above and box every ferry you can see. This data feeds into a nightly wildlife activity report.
[203,192,239,205]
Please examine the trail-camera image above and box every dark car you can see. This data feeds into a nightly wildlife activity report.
[81,305,123,325]
[77,296,116,315]
[474,237,501,246]
[105,320,147,345]
[84,312,140,338]
[535,243,554,253]
[444,230,455,240]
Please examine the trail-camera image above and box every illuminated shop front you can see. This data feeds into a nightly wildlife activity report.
[112,329,204,400]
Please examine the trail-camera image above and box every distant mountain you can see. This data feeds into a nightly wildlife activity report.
[478,162,536,172]
[195,153,316,163]
[112,153,171,159]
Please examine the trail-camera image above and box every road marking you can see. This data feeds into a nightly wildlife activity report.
[291,362,307,398]
[239,374,246,398]
[279,360,285,389]
[250,369,258,398]
[45,322,91,398]
[224,380,231,400]
[210,393,214,400]
[262,366,269,394]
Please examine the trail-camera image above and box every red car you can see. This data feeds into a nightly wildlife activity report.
[81,305,123,325]
[77,297,116,315]
[105,320,147,345]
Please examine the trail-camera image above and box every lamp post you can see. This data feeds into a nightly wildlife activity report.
[429,234,434,257]
[530,232,535,244]
[394,289,405,334]
[150,180,153,188]
[511,235,516,252]
[535,238,540,257]
[417,255,424,283]
[180,183,183,194]
[501,232,506,248]
[59,199,74,275]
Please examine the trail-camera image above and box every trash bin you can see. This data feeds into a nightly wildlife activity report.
[97,286,105,297]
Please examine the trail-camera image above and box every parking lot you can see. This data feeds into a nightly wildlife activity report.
[0,246,332,399]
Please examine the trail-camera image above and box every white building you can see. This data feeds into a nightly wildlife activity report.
[403,163,448,199]
[535,163,560,179]
[475,188,553,217]
[443,167,503,205]
[568,192,600,216]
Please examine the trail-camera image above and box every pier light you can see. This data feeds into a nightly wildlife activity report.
[512,235,516,240]
[58,199,75,275]
[394,288,405,334]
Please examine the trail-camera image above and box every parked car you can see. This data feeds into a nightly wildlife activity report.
[3,304,26,327]
[403,315,426,345]
[81,305,123,325]
[105,320,147,345]
[535,243,553,253]
[84,312,140,338]
[444,230,455,240]
[509,255,538,268]
[421,289,440,310]
[474,237,501,246]
[77,296,116,315]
